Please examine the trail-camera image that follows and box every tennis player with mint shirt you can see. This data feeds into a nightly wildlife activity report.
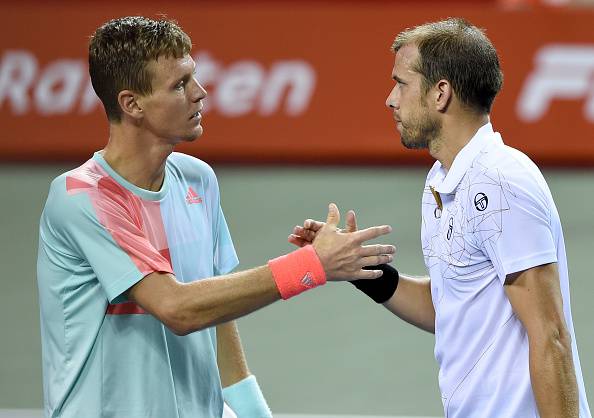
[36,17,395,418]
[291,18,591,418]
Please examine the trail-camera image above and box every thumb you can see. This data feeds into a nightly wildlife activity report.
[345,210,358,233]
[325,203,340,226]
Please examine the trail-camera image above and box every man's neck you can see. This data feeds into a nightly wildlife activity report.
[430,113,489,171]
[102,124,174,192]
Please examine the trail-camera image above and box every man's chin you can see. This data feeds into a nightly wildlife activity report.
[400,135,416,149]
[182,127,203,142]
[401,135,427,150]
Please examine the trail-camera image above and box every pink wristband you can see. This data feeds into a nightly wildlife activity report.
[268,245,327,300]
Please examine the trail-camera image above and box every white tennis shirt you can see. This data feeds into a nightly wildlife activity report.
[421,123,591,417]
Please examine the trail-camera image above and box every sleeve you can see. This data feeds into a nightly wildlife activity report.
[213,206,239,275]
[204,166,239,276]
[466,170,557,284]
[41,178,173,303]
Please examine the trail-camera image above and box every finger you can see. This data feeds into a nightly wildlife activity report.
[304,219,325,232]
[325,203,340,227]
[293,226,316,242]
[353,225,393,243]
[359,244,396,257]
[293,225,311,237]
[288,234,309,248]
[293,225,306,236]
[359,254,394,267]
[345,210,358,233]
[350,269,384,280]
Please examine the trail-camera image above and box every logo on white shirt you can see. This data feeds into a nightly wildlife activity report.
[474,193,489,211]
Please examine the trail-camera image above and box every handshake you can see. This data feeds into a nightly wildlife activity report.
[276,203,399,304]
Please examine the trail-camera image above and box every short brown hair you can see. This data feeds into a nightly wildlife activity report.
[392,18,503,114]
[89,16,192,122]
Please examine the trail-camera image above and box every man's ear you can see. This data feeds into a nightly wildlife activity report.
[117,90,144,121]
[435,79,452,112]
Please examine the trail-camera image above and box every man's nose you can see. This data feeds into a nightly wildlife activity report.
[192,78,207,102]
[386,87,398,109]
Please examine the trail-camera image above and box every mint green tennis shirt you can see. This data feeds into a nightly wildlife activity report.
[37,152,239,418]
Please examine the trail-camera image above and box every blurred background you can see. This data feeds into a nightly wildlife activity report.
[1,0,593,416]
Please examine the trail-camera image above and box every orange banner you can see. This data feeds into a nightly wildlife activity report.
[1,2,593,165]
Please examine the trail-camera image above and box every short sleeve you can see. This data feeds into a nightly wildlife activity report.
[213,205,239,275]
[201,166,238,276]
[40,177,173,302]
[466,171,557,284]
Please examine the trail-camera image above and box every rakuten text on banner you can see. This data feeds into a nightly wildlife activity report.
[1,2,593,165]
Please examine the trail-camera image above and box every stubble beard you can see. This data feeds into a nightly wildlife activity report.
[400,111,442,151]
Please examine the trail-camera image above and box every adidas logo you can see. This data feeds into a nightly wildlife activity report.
[185,187,203,204]
[301,272,315,288]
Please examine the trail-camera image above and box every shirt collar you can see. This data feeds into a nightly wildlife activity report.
[432,122,503,194]
[92,151,170,201]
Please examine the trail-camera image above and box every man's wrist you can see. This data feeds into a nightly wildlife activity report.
[222,374,272,418]
[268,245,326,299]
[349,264,399,303]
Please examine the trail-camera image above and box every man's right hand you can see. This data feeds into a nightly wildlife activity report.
[310,203,394,281]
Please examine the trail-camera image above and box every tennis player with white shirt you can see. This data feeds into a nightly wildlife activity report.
[291,18,591,418]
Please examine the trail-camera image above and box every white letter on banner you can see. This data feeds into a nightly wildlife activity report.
[517,44,594,122]
[0,50,38,115]
[35,60,85,115]
[259,61,316,116]
[216,61,264,117]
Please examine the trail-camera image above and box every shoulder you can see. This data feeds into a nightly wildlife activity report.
[168,152,218,183]
[461,143,551,215]
[45,160,98,213]
[41,164,101,240]
[168,152,215,176]
[469,143,546,191]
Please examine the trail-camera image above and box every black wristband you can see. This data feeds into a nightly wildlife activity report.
[349,264,399,304]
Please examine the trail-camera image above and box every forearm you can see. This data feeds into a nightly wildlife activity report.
[217,321,251,387]
[529,331,578,417]
[172,266,281,334]
[382,274,435,333]
[131,266,281,335]
[130,207,395,336]
[217,321,272,417]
